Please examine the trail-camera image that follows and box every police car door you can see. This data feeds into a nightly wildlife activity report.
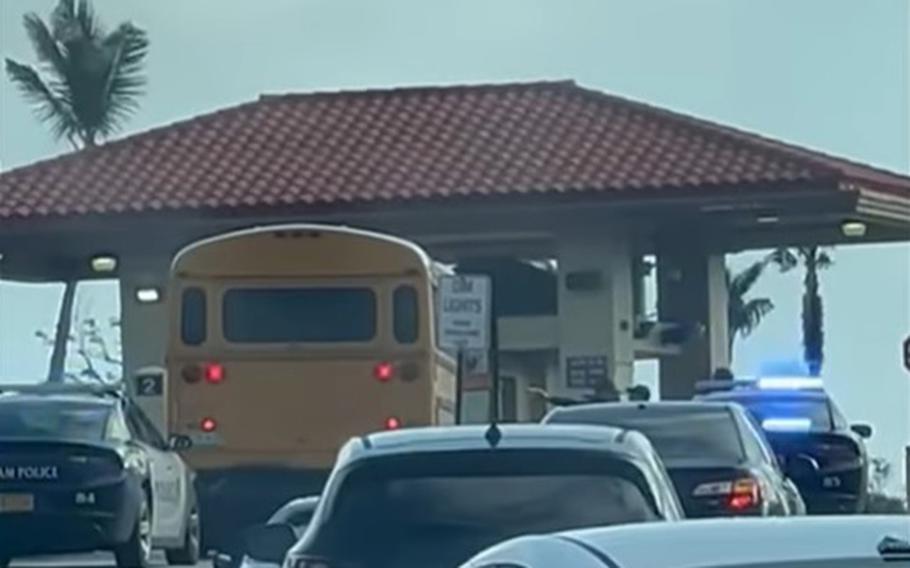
[125,403,186,543]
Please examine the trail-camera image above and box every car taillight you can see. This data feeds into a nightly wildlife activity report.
[200,417,218,433]
[373,362,394,382]
[692,478,761,511]
[204,363,225,384]
[384,416,402,430]
[728,478,761,510]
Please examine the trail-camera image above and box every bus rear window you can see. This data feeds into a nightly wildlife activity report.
[222,287,376,343]
[181,287,207,345]
[393,285,419,344]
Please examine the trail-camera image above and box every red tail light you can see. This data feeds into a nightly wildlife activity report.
[727,478,761,511]
[200,417,218,433]
[204,363,225,384]
[373,362,394,382]
[384,416,402,430]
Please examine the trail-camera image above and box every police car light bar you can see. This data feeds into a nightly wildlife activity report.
[757,377,823,390]
[761,417,812,432]
[693,379,758,394]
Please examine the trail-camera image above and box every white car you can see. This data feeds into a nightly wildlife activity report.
[461,515,910,568]
[0,383,199,568]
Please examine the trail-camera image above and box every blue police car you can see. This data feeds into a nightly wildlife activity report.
[696,377,871,514]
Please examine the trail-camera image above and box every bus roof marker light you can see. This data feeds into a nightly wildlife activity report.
[757,377,823,390]
[762,417,812,432]
[200,417,217,433]
[384,416,401,430]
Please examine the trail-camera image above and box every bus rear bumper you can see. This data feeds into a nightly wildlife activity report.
[196,467,329,556]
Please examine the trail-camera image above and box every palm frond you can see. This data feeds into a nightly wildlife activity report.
[729,260,768,297]
[22,13,68,80]
[50,0,77,41]
[96,22,148,136]
[5,58,79,143]
[771,248,798,272]
[740,298,774,337]
[816,249,834,269]
[75,0,101,39]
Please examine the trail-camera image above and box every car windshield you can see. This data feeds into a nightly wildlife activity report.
[547,407,745,463]
[727,396,833,433]
[306,450,659,568]
[0,400,111,442]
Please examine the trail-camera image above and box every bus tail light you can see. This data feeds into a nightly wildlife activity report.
[373,362,394,382]
[384,416,402,430]
[204,363,225,384]
[200,417,218,433]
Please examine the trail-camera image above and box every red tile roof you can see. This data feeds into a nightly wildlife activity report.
[1,80,908,221]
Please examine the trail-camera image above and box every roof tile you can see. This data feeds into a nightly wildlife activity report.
[1,81,908,221]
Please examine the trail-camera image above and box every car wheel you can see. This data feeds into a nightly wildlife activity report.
[166,505,201,565]
[114,492,153,568]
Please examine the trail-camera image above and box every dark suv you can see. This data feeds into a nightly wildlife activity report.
[544,401,805,518]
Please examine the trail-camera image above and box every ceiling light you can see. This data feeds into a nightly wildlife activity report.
[841,220,867,238]
[135,287,161,304]
[90,255,118,273]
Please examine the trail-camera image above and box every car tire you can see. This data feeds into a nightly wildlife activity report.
[114,492,153,568]
[166,504,201,565]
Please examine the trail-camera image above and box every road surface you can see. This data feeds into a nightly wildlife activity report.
[11,552,212,567]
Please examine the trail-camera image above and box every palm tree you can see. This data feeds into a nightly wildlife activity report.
[5,0,148,381]
[772,246,834,376]
[727,256,776,357]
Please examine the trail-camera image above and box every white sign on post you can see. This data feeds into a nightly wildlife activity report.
[438,275,492,351]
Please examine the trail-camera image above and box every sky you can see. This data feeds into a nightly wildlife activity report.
[1,0,909,490]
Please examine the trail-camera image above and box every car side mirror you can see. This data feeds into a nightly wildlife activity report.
[850,423,873,439]
[244,522,297,564]
[167,435,193,451]
[212,553,234,568]
[785,454,819,479]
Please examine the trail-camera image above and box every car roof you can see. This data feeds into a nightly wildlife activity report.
[545,400,740,419]
[560,516,909,567]
[339,423,654,464]
[0,392,116,407]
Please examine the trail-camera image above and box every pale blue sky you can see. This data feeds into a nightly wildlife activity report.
[1,0,908,488]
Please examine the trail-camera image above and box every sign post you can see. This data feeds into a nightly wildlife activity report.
[438,274,493,423]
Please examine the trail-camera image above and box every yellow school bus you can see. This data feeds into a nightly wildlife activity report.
[165,224,456,552]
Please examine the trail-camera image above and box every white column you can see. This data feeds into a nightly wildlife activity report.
[119,255,170,379]
[553,231,636,399]
[657,247,730,399]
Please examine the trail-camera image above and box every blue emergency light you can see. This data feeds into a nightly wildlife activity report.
[761,417,812,432]
[757,376,823,391]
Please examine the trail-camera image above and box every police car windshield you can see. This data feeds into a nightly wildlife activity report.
[308,450,659,567]
[0,400,111,442]
[729,396,833,432]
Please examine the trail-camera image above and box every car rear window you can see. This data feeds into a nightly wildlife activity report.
[728,397,833,432]
[307,450,658,567]
[222,287,376,343]
[0,401,111,442]
[547,407,745,463]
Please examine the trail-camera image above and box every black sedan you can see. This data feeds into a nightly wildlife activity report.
[543,401,806,518]
[699,384,871,514]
